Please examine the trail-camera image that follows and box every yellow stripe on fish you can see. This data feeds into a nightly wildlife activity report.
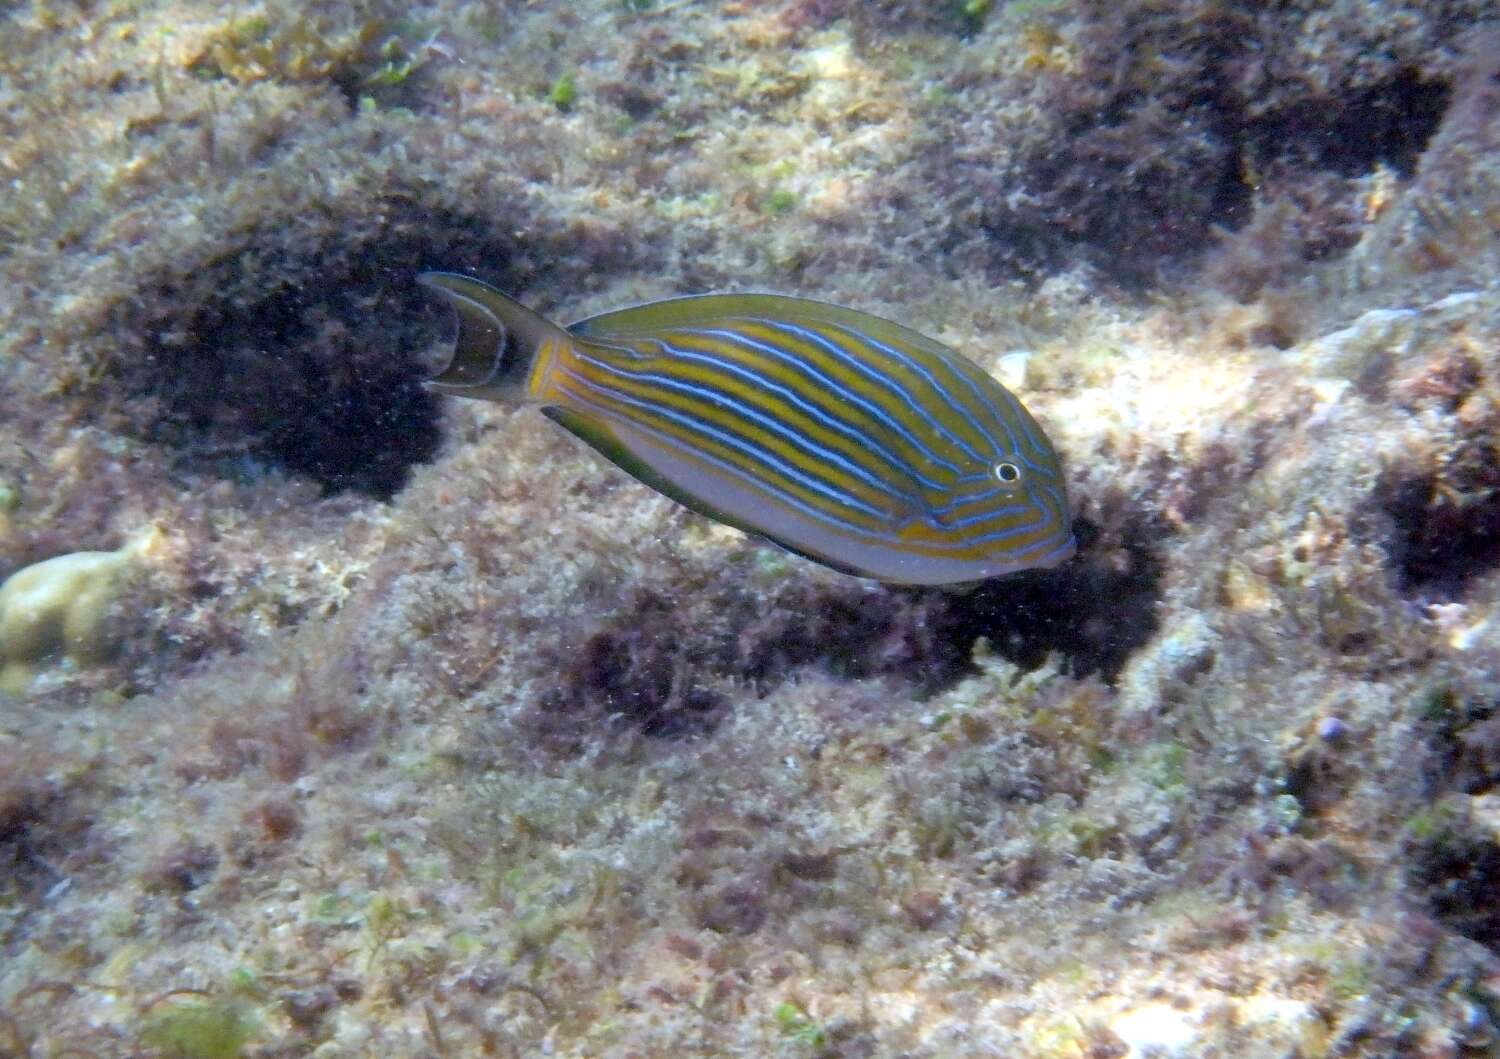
[418,272,1076,585]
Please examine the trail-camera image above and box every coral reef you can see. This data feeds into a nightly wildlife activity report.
[2,0,1500,1056]
[0,528,160,694]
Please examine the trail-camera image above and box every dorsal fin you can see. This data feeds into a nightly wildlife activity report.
[571,292,957,361]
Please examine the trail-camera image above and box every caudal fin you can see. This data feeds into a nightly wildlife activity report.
[417,272,569,403]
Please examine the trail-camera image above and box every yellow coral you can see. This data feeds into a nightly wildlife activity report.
[0,528,160,694]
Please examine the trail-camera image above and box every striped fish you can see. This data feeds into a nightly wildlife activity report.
[418,272,1075,585]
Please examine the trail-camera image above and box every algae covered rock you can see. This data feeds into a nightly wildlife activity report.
[0,528,160,694]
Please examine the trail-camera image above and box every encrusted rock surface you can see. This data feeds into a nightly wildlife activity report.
[2,2,1499,1055]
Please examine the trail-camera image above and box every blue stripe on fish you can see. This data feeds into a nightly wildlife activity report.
[572,338,927,504]
[761,319,990,467]
[633,331,955,494]
[553,368,901,532]
[555,364,899,524]
[560,351,911,519]
[680,323,968,478]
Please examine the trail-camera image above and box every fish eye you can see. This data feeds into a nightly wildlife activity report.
[993,461,1022,484]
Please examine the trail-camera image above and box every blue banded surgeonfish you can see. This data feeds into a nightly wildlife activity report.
[418,273,1076,585]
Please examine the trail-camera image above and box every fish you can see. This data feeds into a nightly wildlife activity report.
[418,272,1075,585]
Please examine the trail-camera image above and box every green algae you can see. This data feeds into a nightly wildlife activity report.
[773,1001,827,1047]
[1404,799,1460,843]
[765,187,797,213]
[548,71,578,110]
[140,999,257,1059]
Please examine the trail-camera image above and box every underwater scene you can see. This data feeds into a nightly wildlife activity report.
[3,0,1500,1055]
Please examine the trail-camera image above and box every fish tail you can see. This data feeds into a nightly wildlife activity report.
[417,272,569,402]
